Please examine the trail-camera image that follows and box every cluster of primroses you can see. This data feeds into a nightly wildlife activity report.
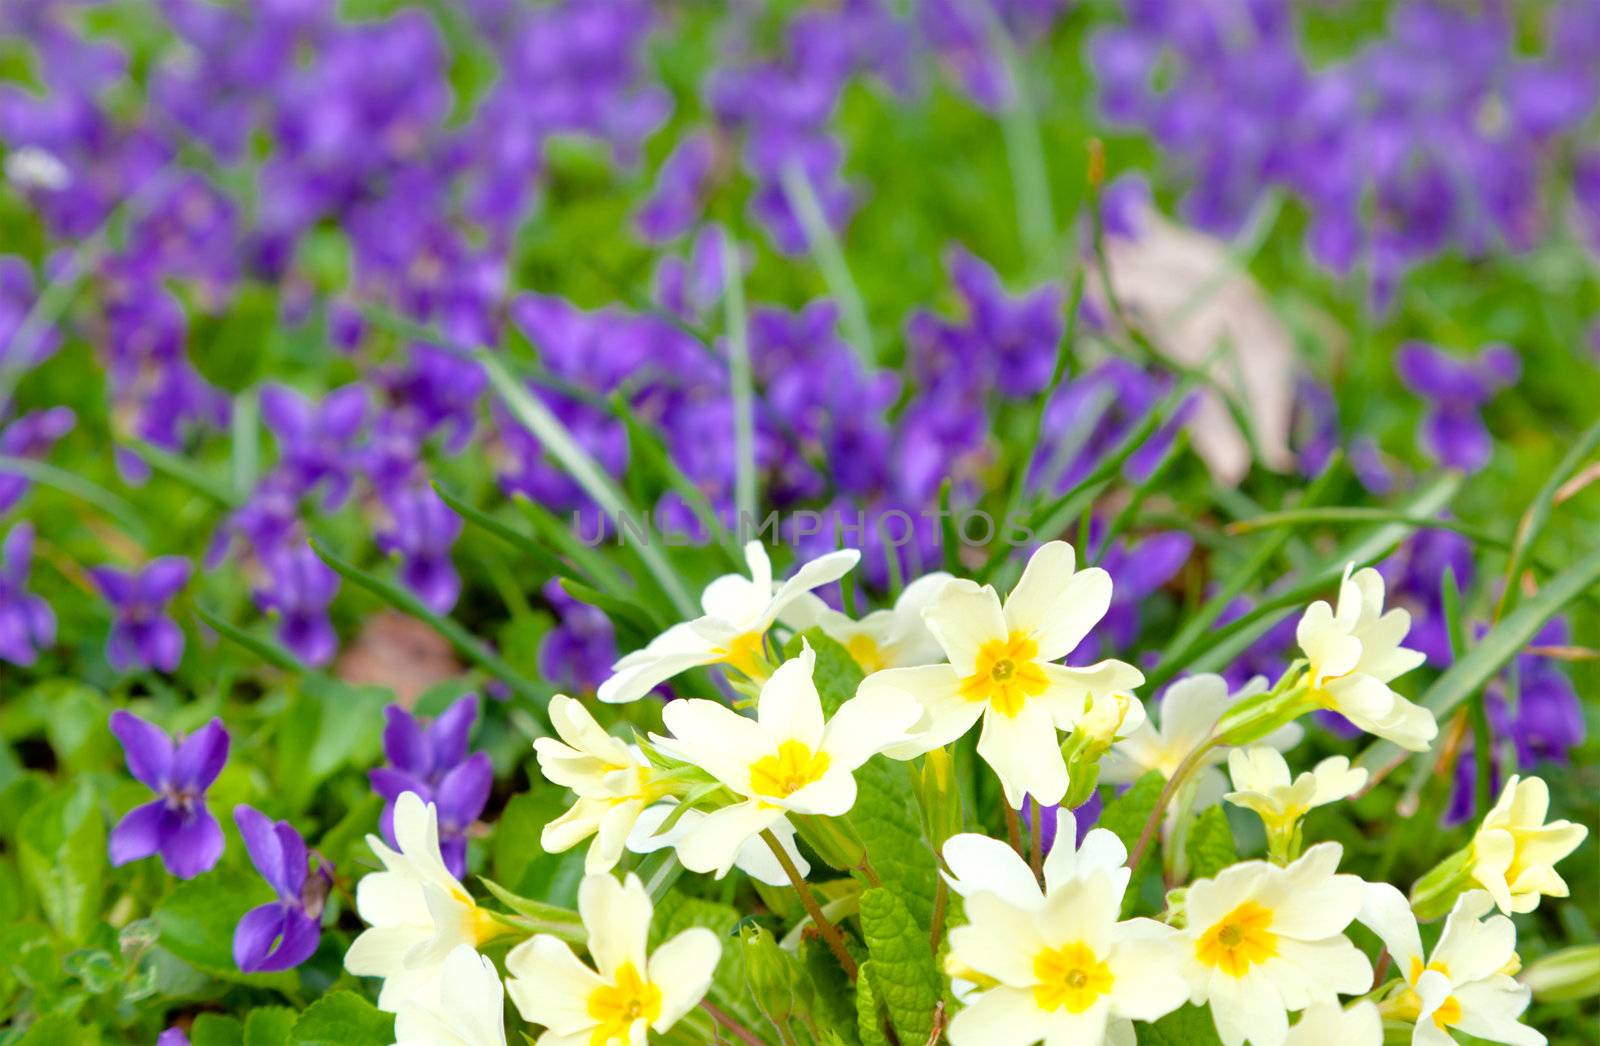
[114,540,1586,1045]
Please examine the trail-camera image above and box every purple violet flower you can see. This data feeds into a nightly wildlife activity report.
[108,711,229,879]
[0,524,54,667]
[1020,789,1104,855]
[539,579,617,697]
[261,383,368,510]
[232,805,330,972]
[88,558,191,673]
[0,406,75,512]
[373,484,463,614]
[254,543,340,666]
[1396,342,1520,470]
[368,694,490,877]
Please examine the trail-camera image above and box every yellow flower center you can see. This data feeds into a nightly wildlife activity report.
[846,633,888,674]
[717,631,767,679]
[960,631,1049,717]
[748,739,831,799]
[1431,994,1463,1030]
[1031,942,1114,1013]
[586,961,662,1044]
[1195,901,1277,977]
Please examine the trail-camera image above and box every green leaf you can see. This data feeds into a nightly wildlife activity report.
[244,1007,298,1046]
[1141,1004,1225,1045]
[154,872,298,992]
[16,779,105,943]
[490,790,586,907]
[1098,771,1164,911]
[788,628,865,715]
[800,936,861,1046]
[649,891,760,1028]
[858,888,942,1043]
[1494,414,1600,619]
[477,878,586,943]
[1356,544,1600,781]
[17,1013,94,1046]
[274,676,390,813]
[35,681,113,774]
[287,991,394,1046]
[854,962,890,1046]
[789,630,940,930]
[189,1013,245,1046]
[1186,806,1238,880]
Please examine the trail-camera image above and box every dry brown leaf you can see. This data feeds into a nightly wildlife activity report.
[1087,202,1297,486]
[334,610,463,707]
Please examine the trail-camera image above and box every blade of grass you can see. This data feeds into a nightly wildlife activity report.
[192,603,306,674]
[1493,415,1600,621]
[613,401,740,568]
[999,270,1086,532]
[1149,472,1462,690]
[0,454,150,542]
[1440,567,1490,817]
[131,441,242,508]
[478,350,696,618]
[781,161,875,366]
[310,537,551,710]
[720,231,759,528]
[1228,507,1509,548]
[1150,452,1344,680]
[432,482,572,581]
[231,388,259,494]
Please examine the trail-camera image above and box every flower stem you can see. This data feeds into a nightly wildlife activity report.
[1003,801,1025,860]
[762,829,858,981]
[700,1000,766,1046]
[1028,804,1045,885]
[1126,736,1219,872]
[929,878,949,954]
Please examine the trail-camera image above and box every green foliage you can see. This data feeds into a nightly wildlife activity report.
[243,1008,298,1046]
[1141,1004,1225,1045]
[189,1013,244,1046]
[16,779,106,944]
[1186,806,1239,880]
[650,891,760,1028]
[490,790,586,907]
[286,991,394,1046]
[273,676,389,813]
[858,888,942,1044]
[154,873,298,993]
[853,962,890,1046]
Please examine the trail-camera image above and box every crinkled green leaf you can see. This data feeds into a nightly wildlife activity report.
[649,891,758,1028]
[243,1007,297,1046]
[800,935,860,1046]
[1097,771,1165,914]
[16,779,105,944]
[490,790,586,908]
[854,961,890,1046]
[17,1013,94,1046]
[154,872,298,993]
[274,676,389,813]
[787,632,940,931]
[858,888,942,1043]
[1140,1004,1224,1045]
[190,1013,244,1046]
[287,991,394,1046]
[1186,806,1237,880]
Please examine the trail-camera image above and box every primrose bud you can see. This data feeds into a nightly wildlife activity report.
[914,746,964,852]
[1408,845,1475,921]
[790,813,869,873]
[741,923,807,1029]
[1519,945,1600,1003]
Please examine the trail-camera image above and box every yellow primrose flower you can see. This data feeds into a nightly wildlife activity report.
[1295,565,1435,751]
[780,569,954,674]
[345,792,506,1012]
[1285,1001,1381,1045]
[391,945,507,1046]
[859,541,1143,807]
[598,541,859,703]
[1469,774,1588,915]
[1359,885,1541,1046]
[534,694,666,873]
[1225,747,1366,862]
[945,868,1188,1044]
[648,640,920,877]
[505,872,719,1045]
[1177,843,1371,1046]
